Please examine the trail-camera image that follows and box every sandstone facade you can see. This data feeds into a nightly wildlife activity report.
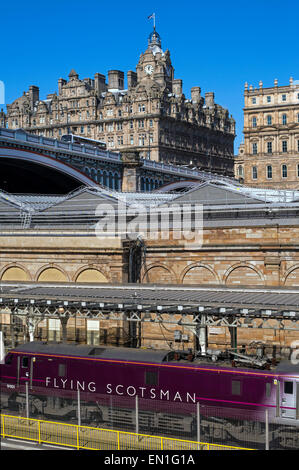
[235,78,299,189]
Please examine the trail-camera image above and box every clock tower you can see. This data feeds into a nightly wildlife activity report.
[136,27,174,91]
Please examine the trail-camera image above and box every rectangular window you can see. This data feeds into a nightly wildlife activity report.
[266,383,271,398]
[284,381,293,394]
[267,142,272,153]
[267,165,272,179]
[252,142,257,155]
[22,357,29,368]
[232,380,241,396]
[282,164,288,178]
[282,94,287,102]
[252,166,258,179]
[267,96,271,103]
[252,97,256,104]
[130,135,134,145]
[145,370,158,386]
[282,141,287,153]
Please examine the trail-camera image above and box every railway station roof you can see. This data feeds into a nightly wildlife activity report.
[0,182,299,229]
[1,282,299,314]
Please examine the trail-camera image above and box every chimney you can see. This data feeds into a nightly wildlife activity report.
[94,73,106,95]
[29,85,39,108]
[191,86,201,104]
[127,71,137,89]
[205,92,214,108]
[172,79,183,96]
[108,70,124,90]
[58,78,67,95]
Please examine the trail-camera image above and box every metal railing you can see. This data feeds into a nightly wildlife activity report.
[0,414,253,451]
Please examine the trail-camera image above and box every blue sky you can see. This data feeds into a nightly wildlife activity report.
[1,0,298,151]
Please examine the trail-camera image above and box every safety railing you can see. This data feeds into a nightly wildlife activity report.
[0,414,253,451]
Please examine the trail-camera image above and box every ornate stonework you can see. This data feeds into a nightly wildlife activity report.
[235,78,299,189]
[3,28,235,175]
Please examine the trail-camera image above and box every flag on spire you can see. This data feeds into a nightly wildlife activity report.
[148,13,156,29]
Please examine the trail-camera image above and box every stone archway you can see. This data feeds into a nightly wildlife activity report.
[142,265,175,284]
[225,264,264,286]
[284,267,299,286]
[75,268,108,283]
[182,265,219,285]
[37,267,68,282]
[1,266,30,281]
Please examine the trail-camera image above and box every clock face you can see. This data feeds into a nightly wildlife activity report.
[144,64,154,75]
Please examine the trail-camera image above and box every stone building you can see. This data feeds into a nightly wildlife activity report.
[4,28,235,174]
[235,78,299,188]
[0,183,298,351]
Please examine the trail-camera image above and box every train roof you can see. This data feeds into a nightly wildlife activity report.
[11,342,170,364]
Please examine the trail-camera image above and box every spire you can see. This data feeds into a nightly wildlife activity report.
[147,13,162,54]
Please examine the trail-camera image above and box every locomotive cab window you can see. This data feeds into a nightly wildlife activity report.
[231,380,241,396]
[284,381,293,394]
[22,357,29,368]
[145,370,158,386]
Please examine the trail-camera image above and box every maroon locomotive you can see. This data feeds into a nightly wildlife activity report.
[0,341,298,448]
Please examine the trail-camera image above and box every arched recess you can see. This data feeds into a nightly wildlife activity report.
[182,265,219,285]
[142,265,175,284]
[284,267,299,286]
[75,268,108,283]
[225,264,264,286]
[37,267,68,282]
[1,266,31,281]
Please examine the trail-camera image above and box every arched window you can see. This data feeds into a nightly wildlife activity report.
[103,170,108,186]
[238,165,244,177]
[282,164,288,178]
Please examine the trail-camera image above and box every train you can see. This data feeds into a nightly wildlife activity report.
[61,134,107,150]
[0,341,298,448]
